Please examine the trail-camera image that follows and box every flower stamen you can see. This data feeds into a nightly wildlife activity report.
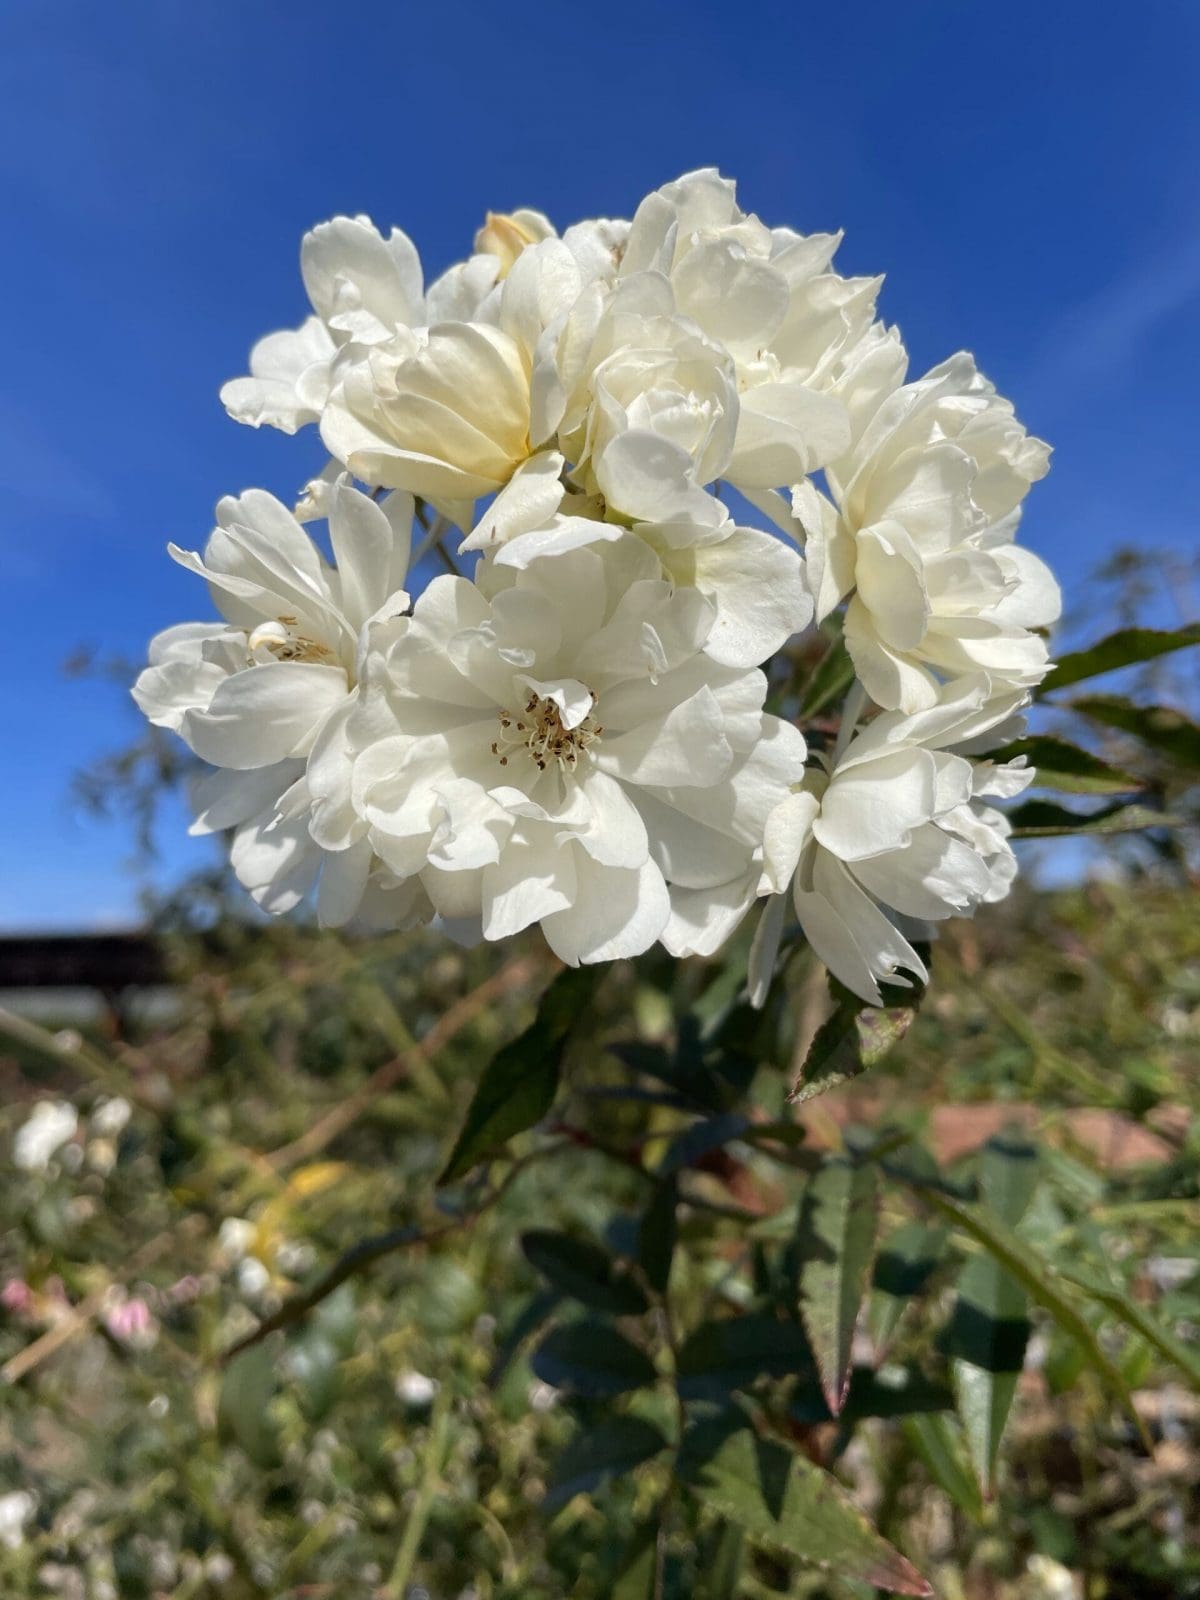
[491,691,602,773]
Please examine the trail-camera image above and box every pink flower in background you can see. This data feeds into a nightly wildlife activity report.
[0,1279,36,1318]
[105,1295,159,1350]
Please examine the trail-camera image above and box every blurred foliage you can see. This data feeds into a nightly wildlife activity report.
[2,877,1197,1599]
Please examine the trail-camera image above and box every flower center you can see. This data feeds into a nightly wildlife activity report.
[248,618,335,666]
[491,691,603,773]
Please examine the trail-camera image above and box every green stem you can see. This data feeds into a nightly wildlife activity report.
[385,1380,453,1597]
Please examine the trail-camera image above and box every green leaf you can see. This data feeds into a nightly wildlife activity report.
[488,1288,560,1386]
[637,1179,677,1295]
[947,1258,1028,1499]
[791,978,921,1104]
[988,735,1143,795]
[611,1525,659,1599]
[655,1112,750,1175]
[608,1039,731,1113]
[675,1313,818,1401]
[531,1318,657,1398]
[796,1159,879,1413]
[1061,1270,1200,1389]
[870,1222,948,1351]
[701,1520,745,1600]
[899,1414,984,1522]
[543,1416,669,1512]
[1039,623,1200,693]
[678,1412,932,1595]
[1007,798,1175,838]
[942,1136,1033,1455]
[440,966,598,1183]
[789,1365,954,1424]
[218,1343,281,1470]
[521,1230,649,1315]
[1071,695,1200,772]
[897,1178,1150,1448]
[799,632,857,719]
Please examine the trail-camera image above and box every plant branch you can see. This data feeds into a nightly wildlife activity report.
[266,954,544,1172]
[221,1142,567,1362]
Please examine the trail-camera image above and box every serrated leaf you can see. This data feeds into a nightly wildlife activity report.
[1039,623,1200,693]
[898,1179,1150,1448]
[791,978,920,1104]
[989,735,1143,794]
[899,1414,984,1522]
[1008,799,1175,838]
[675,1313,818,1401]
[870,1222,948,1351]
[440,966,597,1183]
[797,1159,879,1413]
[531,1318,657,1398]
[678,1412,931,1595]
[789,1365,954,1424]
[521,1230,648,1315]
[945,1135,1040,1495]
[1071,695,1200,772]
[543,1416,669,1512]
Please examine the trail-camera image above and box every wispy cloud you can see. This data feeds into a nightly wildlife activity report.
[0,396,116,577]
[1026,230,1200,410]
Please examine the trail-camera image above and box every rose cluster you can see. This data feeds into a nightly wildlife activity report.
[135,170,1059,1001]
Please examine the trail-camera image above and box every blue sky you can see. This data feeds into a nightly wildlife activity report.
[2,0,1198,929]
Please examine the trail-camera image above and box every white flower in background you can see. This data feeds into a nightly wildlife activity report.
[797,352,1059,711]
[0,1489,35,1551]
[216,1217,257,1264]
[133,477,414,922]
[13,1100,78,1172]
[313,536,807,964]
[395,1370,439,1407]
[752,680,1032,1004]
[90,1096,132,1137]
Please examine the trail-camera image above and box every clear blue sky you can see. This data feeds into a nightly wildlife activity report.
[3,0,1198,929]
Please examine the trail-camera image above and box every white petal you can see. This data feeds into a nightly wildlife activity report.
[327,476,413,632]
[728,382,851,488]
[460,450,566,551]
[481,832,577,940]
[760,791,819,892]
[596,685,732,787]
[541,854,670,964]
[815,746,939,861]
[181,662,348,769]
[317,837,375,927]
[660,870,758,958]
[188,762,301,836]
